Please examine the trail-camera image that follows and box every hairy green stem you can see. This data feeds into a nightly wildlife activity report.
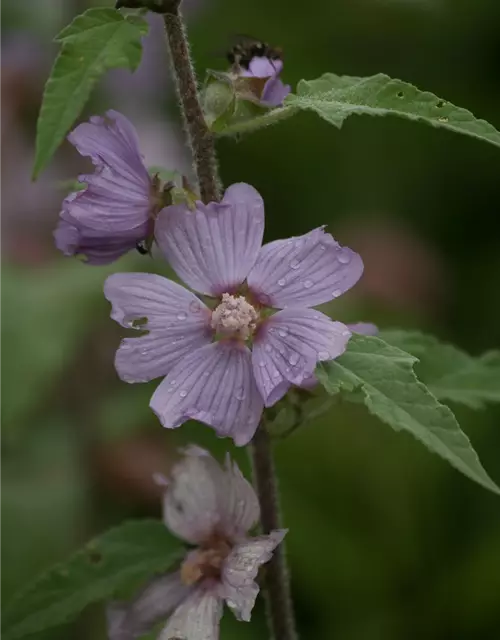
[251,423,298,640]
[162,5,220,203]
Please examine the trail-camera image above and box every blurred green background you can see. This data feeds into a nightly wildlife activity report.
[2,0,500,638]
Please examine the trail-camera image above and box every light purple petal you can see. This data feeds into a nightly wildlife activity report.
[158,589,222,640]
[252,309,351,406]
[347,322,378,335]
[243,56,281,78]
[104,273,212,382]
[222,530,287,622]
[155,183,265,296]
[64,110,152,233]
[54,219,143,265]
[261,76,291,106]
[162,448,259,544]
[219,455,260,540]
[150,341,263,445]
[107,572,191,640]
[163,449,229,544]
[247,227,364,308]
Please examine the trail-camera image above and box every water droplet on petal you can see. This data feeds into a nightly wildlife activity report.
[177,311,187,321]
[332,289,342,298]
[278,328,288,337]
[170,379,177,385]
[337,249,351,264]
[294,238,304,249]
[264,344,272,353]
[342,330,351,337]
[317,350,330,360]
[234,387,246,400]
[289,352,299,365]
[179,389,188,398]
[259,360,266,367]
[303,280,313,289]
[272,370,281,378]
[290,259,301,270]
[277,278,286,287]
[189,301,201,313]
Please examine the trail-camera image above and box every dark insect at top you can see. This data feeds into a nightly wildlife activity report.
[227,36,282,70]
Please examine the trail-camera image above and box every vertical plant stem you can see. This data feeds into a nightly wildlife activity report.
[162,3,220,203]
[251,422,298,640]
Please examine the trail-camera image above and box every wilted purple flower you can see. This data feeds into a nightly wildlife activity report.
[239,57,290,107]
[105,183,364,445]
[107,447,286,640]
[54,111,162,264]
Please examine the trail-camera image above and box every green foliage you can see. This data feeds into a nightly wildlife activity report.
[316,334,499,495]
[2,520,184,640]
[380,330,500,410]
[217,73,500,149]
[33,8,148,179]
[287,74,500,147]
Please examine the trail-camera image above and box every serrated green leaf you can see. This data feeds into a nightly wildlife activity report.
[380,330,500,410]
[33,8,148,179]
[285,73,500,148]
[2,520,184,640]
[316,334,499,495]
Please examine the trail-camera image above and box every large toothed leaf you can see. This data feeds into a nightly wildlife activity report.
[33,8,148,179]
[286,73,500,148]
[2,520,184,640]
[380,330,500,410]
[316,334,499,495]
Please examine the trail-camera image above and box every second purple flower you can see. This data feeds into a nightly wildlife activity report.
[105,183,364,445]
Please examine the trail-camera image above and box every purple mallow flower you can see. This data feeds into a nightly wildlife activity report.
[54,111,161,264]
[239,57,291,107]
[104,183,364,445]
[107,446,286,640]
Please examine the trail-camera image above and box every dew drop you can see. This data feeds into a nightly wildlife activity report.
[303,280,313,289]
[179,390,188,398]
[317,350,330,360]
[277,278,286,287]
[264,344,272,353]
[332,288,342,298]
[177,311,187,321]
[438,116,448,123]
[294,238,304,249]
[258,360,266,367]
[189,301,201,313]
[272,370,281,378]
[234,387,246,401]
[289,352,299,365]
[170,379,177,385]
[290,259,301,270]
[337,249,351,264]
[278,328,288,337]
[342,330,351,337]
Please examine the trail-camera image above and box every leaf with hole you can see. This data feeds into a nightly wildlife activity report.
[286,73,500,148]
[32,8,148,179]
[316,334,499,495]
[2,520,184,640]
